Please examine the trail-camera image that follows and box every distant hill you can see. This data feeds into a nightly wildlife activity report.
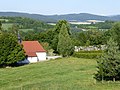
[0,12,56,22]
[108,15,120,21]
[48,13,120,22]
[48,13,109,22]
[0,12,120,22]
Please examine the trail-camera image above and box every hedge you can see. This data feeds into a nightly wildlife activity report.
[73,51,102,59]
[75,50,103,53]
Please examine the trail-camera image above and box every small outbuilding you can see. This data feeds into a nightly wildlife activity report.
[22,41,46,63]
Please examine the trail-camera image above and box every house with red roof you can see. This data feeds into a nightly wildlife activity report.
[22,41,46,63]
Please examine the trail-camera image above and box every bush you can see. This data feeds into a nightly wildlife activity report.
[73,51,102,59]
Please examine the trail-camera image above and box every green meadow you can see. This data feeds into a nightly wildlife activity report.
[2,23,34,32]
[0,57,120,90]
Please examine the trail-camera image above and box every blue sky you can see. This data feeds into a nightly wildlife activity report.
[0,0,120,15]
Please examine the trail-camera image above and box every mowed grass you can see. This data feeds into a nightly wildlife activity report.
[0,57,120,90]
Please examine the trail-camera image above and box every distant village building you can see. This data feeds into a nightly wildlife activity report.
[22,41,46,63]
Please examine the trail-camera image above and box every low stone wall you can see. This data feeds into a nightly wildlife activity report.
[47,56,62,60]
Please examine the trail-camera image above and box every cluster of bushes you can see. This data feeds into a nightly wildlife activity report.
[73,50,102,59]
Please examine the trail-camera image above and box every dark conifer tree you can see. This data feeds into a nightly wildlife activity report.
[95,38,120,82]
[0,33,25,67]
[57,23,74,57]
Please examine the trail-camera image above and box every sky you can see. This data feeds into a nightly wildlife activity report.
[0,0,120,16]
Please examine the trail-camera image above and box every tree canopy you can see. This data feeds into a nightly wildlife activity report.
[0,32,25,67]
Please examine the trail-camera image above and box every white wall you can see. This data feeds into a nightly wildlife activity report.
[27,57,38,63]
[36,52,46,61]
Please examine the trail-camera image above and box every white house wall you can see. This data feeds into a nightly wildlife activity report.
[36,52,46,61]
[28,57,38,63]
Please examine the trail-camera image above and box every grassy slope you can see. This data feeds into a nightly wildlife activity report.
[0,57,120,90]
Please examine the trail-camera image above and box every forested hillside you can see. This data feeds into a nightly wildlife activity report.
[0,12,120,22]
[0,12,56,22]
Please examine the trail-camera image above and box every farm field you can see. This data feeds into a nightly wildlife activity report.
[0,57,120,90]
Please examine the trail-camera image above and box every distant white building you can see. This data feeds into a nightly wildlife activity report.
[68,20,105,25]
[87,20,105,24]
[22,41,46,63]
[69,21,91,25]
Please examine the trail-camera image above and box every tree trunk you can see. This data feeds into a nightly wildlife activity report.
[101,72,104,83]
[113,77,115,82]
[102,79,104,83]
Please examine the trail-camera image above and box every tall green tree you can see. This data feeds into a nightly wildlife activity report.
[111,22,120,50]
[0,21,3,34]
[95,38,120,82]
[0,21,2,31]
[0,33,25,67]
[54,20,70,34]
[52,20,70,52]
[57,23,74,57]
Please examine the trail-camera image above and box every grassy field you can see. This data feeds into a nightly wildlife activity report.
[2,23,13,30]
[2,23,34,32]
[0,19,9,22]
[0,57,120,90]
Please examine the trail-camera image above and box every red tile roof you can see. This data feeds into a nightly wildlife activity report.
[22,41,46,57]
